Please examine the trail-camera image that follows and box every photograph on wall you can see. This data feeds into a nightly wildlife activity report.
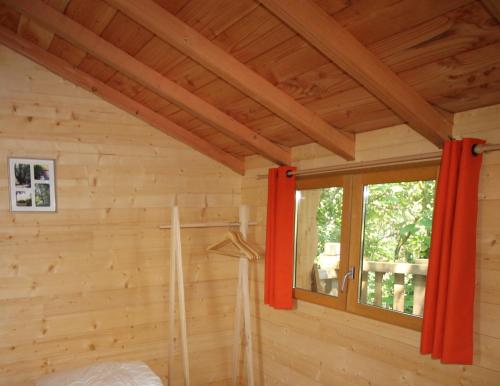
[14,163,31,187]
[34,163,50,181]
[8,158,56,212]
[15,191,32,207]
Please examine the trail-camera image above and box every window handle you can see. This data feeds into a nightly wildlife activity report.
[340,267,355,293]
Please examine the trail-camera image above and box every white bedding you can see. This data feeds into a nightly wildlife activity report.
[36,361,164,386]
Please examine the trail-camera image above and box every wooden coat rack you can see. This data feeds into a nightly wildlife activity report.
[207,205,259,386]
[168,206,190,386]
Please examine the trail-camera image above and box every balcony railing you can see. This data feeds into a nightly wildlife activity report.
[312,258,428,316]
[360,260,428,316]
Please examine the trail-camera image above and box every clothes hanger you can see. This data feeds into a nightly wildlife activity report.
[230,231,260,260]
[207,230,261,260]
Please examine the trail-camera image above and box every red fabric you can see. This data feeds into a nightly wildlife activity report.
[421,138,485,364]
[265,165,296,309]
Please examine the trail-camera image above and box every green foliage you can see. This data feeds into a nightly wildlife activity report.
[35,184,50,207]
[315,180,436,314]
[315,187,343,257]
[14,163,31,187]
[362,180,435,264]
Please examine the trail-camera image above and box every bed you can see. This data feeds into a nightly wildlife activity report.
[36,361,164,386]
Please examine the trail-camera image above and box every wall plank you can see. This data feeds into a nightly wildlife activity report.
[3,35,500,386]
[0,45,239,386]
[243,103,500,385]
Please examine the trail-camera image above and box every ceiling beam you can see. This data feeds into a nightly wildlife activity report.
[105,0,355,160]
[0,26,246,175]
[480,0,500,23]
[3,0,290,166]
[260,0,452,148]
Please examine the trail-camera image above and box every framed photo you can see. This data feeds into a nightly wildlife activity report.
[8,158,56,212]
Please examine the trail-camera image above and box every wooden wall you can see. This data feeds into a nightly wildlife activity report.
[243,104,500,385]
[0,45,241,386]
[2,41,500,386]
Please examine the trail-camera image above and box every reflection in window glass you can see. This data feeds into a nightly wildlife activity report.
[359,180,435,316]
[295,187,343,297]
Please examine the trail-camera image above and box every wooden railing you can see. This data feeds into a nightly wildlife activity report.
[360,260,428,316]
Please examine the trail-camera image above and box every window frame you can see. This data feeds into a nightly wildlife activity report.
[293,162,440,330]
[294,173,352,311]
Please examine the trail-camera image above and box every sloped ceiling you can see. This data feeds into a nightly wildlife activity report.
[0,0,499,173]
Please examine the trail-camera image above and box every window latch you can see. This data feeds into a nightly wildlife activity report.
[340,266,355,293]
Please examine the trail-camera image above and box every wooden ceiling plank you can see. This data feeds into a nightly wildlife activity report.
[274,2,498,99]
[5,0,290,165]
[120,3,280,143]
[64,0,117,35]
[174,0,258,41]
[133,88,173,113]
[48,36,86,66]
[175,1,488,130]
[437,79,500,113]
[62,0,118,70]
[402,41,500,106]
[153,0,190,15]
[216,6,295,64]
[260,0,452,147]
[43,0,71,12]
[480,0,500,23]
[106,0,355,160]
[327,0,472,46]
[252,1,499,129]
[0,3,20,32]
[312,0,350,16]
[100,11,154,56]
[124,0,480,147]
[169,1,497,148]
[78,55,116,83]
[129,7,291,138]
[133,0,258,84]
[134,37,187,76]
[0,26,245,174]
[17,15,54,49]
[106,72,143,98]
[217,0,472,81]
[211,4,280,54]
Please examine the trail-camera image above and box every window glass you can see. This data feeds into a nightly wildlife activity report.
[358,180,435,316]
[295,187,343,296]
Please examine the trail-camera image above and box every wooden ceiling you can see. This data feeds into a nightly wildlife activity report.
[0,0,499,174]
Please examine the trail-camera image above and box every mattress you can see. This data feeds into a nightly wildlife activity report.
[36,361,164,386]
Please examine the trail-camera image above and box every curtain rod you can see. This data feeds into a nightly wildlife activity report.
[473,143,500,155]
[160,221,258,229]
[256,143,500,179]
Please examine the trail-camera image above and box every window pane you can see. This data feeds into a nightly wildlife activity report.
[358,180,435,316]
[295,187,343,296]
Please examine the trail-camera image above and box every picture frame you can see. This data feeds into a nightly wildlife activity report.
[8,158,57,212]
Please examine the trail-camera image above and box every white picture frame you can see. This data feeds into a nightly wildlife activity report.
[8,158,57,212]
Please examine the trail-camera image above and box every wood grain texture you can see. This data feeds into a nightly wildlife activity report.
[242,104,500,385]
[120,0,498,152]
[2,0,499,159]
[5,0,291,166]
[0,45,240,386]
[0,27,245,174]
[481,0,500,23]
[106,0,356,160]
[260,0,452,147]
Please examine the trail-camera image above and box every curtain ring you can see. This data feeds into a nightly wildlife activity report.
[471,144,481,156]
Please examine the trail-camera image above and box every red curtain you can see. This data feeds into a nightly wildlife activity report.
[421,138,485,364]
[265,165,296,309]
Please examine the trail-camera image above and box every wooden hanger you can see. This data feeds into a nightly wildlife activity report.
[207,230,261,260]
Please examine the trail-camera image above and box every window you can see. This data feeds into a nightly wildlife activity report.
[293,164,438,330]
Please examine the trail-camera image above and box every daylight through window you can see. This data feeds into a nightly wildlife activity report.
[294,164,439,330]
